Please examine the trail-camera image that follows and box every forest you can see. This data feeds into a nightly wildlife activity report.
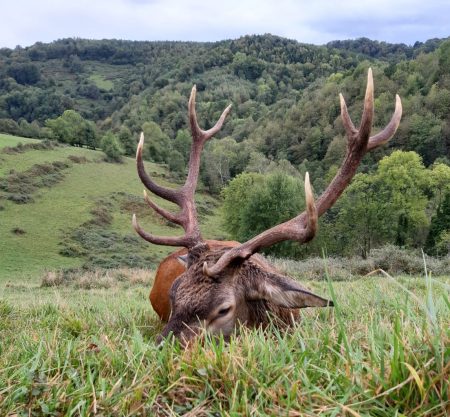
[0,34,449,258]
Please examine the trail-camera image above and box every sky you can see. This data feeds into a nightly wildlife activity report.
[1,0,449,48]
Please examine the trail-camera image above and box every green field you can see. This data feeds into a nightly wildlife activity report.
[0,134,224,282]
[0,135,449,416]
[1,271,449,416]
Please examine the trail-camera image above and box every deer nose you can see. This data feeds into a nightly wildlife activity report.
[155,334,165,348]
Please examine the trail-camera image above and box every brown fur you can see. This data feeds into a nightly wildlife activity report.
[150,240,239,321]
[155,244,325,345]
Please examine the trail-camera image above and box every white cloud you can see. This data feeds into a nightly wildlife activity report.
[0,0,448,48]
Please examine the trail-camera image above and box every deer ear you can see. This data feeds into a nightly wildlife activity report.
[177,255,188,267]
[246,273,333,309]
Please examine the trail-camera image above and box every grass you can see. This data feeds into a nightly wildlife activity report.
[0,135,225,281]
[0,271,448,416]
[0,134,40,149]
[89,74,114,91]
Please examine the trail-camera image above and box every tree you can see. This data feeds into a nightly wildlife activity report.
[141,121,171,163]
[425,192,450,256]
[332,151,430,256]
[334,173,385,258]
[7,63,41,85]
[376,151,429,247]
[118,126,136,156]
[201,137,248,194]
[101,132,123,162]
[46,110,98,148]
[222,172,305,257]
[221,172,264,240]
[168,150,185,176]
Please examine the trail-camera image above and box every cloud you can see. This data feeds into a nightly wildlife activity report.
[0,0,448,48]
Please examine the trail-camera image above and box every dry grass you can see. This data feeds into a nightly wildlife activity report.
[272,245,450,280]
[41,267,154,289]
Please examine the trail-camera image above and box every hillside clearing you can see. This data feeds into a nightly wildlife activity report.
[0,135,225,282]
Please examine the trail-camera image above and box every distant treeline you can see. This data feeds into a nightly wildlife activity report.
[0,35,449,257]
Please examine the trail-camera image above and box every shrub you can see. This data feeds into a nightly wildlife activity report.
[7,193,34,204]
[101,132,123,162]
[41,268,153,288]
[67,155,88,164]
[272,245,450,280]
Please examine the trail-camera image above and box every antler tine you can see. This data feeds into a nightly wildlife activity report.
[339,93,357,139]
[359,68,374,143]
[136,133,181,204]
[132,214,193,247]
[134,87,232,249]
[143,190,183,225]
[367,94,402,151]
[206,68,402,276]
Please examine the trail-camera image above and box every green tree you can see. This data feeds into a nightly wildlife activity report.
[202,137,247,193]
[101,132,124,162]
[334,173,385,258]
[168,150,185,176]
[118,126,136,156]
[173,129,191,162]
[376,151,429,246]
[141,121,171,163]
[222,172,305,257]
[425,192,450,256]
[221,172,264,240]
[46,110,97,148]
[333,151,430,255]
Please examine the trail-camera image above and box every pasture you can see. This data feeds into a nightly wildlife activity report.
[0,135,223,281]
[0,268,449,416]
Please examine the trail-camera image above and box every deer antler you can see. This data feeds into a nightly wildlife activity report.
[133,86,232,248]
[203,68,402,276]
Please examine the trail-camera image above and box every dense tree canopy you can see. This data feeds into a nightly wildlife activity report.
[0,35,448,258]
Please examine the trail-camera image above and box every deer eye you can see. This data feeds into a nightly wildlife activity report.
[217,306,231,316]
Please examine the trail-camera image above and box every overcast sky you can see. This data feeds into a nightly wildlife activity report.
[1,0,449,48]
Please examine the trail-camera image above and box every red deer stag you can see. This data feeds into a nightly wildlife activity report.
[133,69,402,345]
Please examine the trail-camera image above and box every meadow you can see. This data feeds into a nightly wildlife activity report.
[0,135,223,281]
[1,268,449,416]
[0,135,449,416]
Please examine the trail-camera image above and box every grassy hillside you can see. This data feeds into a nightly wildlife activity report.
[0,134,225,283]
[0,135,448,416]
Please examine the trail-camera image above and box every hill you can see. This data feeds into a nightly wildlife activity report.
[0,134,225,282]
[0,34,449,174]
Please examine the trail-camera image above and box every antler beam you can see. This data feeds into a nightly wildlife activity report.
[133,86,232,248]
[204,68,402,275]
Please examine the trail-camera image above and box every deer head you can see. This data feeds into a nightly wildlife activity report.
[132,69,402,346]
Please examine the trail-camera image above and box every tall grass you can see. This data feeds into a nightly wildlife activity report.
[1,268,449,416]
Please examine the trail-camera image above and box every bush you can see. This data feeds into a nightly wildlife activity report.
[41,268,153,288]
[101,132,123,162]
[67,155,88,164]
[7,193,34,204]
[272,245,450,280]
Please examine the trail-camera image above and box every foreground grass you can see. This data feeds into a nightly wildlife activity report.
[1,272,449,416]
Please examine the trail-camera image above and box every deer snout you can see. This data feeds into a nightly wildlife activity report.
[157,318,201,348]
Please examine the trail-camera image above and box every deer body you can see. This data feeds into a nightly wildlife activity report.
[133,69,402,345]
